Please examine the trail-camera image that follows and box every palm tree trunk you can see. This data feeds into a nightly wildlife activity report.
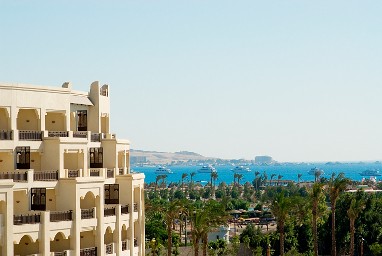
[193,236,199,256]
[167,219,173,256]
[202,232,208,256]
[331,203,337,256]
[313,201,318,256]
[280,221,285,256]
[350,218,355,256]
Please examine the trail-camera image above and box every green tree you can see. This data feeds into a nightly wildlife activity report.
[310,182,325,256]
[181,173,188,192]
[328,172,351,256]
[347,195,365,256]
[211,171,218,198]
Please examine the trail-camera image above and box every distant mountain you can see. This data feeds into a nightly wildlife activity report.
[130,149,214,164]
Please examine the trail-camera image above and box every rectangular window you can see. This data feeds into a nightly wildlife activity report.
[105,184,119,204]
[16,146,30,169]
[31,188,46,211]
[90,147,103,168]
[77,110,87,131]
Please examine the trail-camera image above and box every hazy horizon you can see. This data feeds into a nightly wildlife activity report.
[1,1,382,162]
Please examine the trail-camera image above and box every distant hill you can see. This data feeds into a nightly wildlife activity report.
[130,149,214,164]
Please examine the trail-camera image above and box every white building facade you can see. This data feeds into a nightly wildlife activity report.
[0,81,145,256]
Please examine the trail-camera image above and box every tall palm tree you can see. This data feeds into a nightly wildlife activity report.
[328,172,351,256]
[314,169,322,182]
[233,173,238,186]
[297,173,303,184]
[270,191,292,256]
[190,172,196,188]
[163,199,185,256]
[347,195,365,256]
[181,173,188,192]
[254,171,260,191]
[237,174,243,185]
[211,171,218,198]
[311,182,325,256]
[277,174,283,186]
[270,174,276,187]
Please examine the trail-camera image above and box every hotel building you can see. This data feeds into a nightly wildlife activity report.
[0,81,145,256]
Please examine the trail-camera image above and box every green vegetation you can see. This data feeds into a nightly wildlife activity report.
[145,171,382,256]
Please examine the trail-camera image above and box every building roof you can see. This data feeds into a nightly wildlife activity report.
[70,95,94,106]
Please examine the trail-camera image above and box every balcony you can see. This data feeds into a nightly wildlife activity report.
[91,133,101,142]
[0,130,12,140]
[34,170,59,181]
[105,243,113,254]
[89,169,100,177]
[80,247,97,256]
[104,207,116,217]
[107,169,114,178]
[122,240,128,251]
[134,203,138,212]
[52,251,68,256]
[14,213,41,225]
[121,204,129,214]
[67,169,80,178]
[81,208,95,219]
[50,210,73,222]
[73,131,87,138]
[48,131,69,137]
[19,130,43,141]
[0,171,28,182]
[134,238,138,247]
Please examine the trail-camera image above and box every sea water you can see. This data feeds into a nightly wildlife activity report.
[133,162,382,185]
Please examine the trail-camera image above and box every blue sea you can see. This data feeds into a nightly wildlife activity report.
[133,162,382,185]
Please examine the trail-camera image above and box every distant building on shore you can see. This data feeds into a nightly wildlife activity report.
[255,155,274,164]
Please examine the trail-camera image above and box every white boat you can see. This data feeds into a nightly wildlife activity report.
[231,166,251,173]
[198,165,216,173]
[155,166,173,174]
[360,169,381,176]
[308,167,324,175]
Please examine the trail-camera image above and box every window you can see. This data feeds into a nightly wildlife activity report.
[31,188,46,211]
[90,147,103,168]
[16,146,30,169]
[105,184,119,204]
[77,110,87,131]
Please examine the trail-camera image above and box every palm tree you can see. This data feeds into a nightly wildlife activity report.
[314,170,322,182]
[155,175,161,193]
[347,195,365,256]
[237,174,243,185]
[270,174,276,187]
[233,173,238,186]
[297,173,302,184]
[181,173,188,192]
[211,171,218,198]
[277,174,283,186]
[328,172,351,256]
[270,191,292,256]
[311,182,324,256]
[254,171,260,191]
[190,172,196,188]
[164,199,185,256]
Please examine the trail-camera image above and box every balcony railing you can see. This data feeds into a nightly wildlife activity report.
[68,170,79,178]
[134,203,138,212]
[89,169,100,177]
[122,240,128,251]
[81,208,95,219]
[80,247,97,256]
[54,251,68,256]
[73,131,87,138]
[50,210,73,222]
[105,243,113,254]
[19,130,43,141]
[107,169,114,178]
[134,238,138,247]
[91,133,101,142]
[121,204,129,214]
[48,131,69,137]
[14,213,41,225]
[104,207,116,217]
[0,171,28,182]
[34,170,58,181]
[0,130,12,140]
[119,168,124,175]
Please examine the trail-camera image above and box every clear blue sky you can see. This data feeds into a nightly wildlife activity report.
[1,1,382,162]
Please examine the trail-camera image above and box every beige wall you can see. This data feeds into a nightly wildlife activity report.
[80,231,95,249]
[17,109,39,130]
[14,190,28,213]
[30,152,41,172]
[0,108,9,130]
[45,112,66,131]
[0,153,14,172]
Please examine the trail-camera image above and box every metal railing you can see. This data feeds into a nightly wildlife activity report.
[134,238,138,247]
[54,251,67,256]
[73,131,87,138]
[34,170,58,181]
[0,130,12,140]
[104,207,116,217]
[119,168,124,175]
[68,170,79,178]
[121,204,129,214]
[89,169,100,177]
[80,247,97,256]
[0,171,28,182]
[81,208,95,219]
[134,203,138,212]
[19,130,43,141]
[91,133,101,142]
[50,210,73,222]
[107,169,114,178]
[14,213,41,225]
[122,240,128,251]
[105,243,113,254]
[48,131,69,137]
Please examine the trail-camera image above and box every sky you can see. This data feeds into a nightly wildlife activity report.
[1,1,382,162]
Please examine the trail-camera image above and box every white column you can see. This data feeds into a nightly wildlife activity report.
[3,188,14,256]
[122,151,127,175]
[96,190,105,256]
[115,205,122,256]
[40,211,50,256]
[40,108,46,131]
